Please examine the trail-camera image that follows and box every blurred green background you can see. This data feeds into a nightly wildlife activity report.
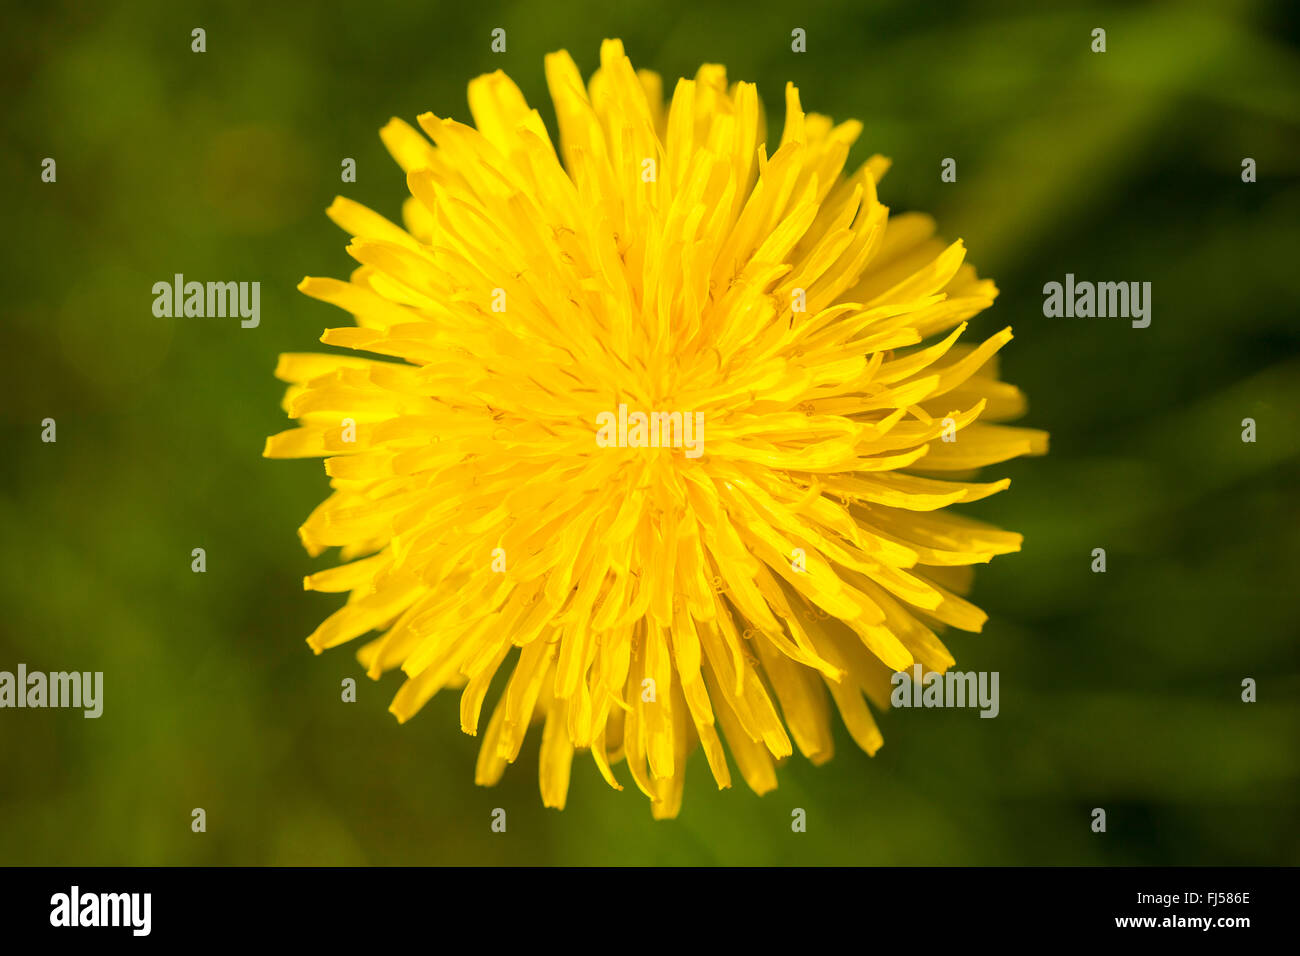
[2,0,1298,865]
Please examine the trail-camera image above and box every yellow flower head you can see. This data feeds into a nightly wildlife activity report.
[266,40,1047,818]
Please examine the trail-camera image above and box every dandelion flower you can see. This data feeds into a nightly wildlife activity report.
[265,40,1048,818]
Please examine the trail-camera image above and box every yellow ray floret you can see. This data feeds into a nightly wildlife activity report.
[265,39,1048,819]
